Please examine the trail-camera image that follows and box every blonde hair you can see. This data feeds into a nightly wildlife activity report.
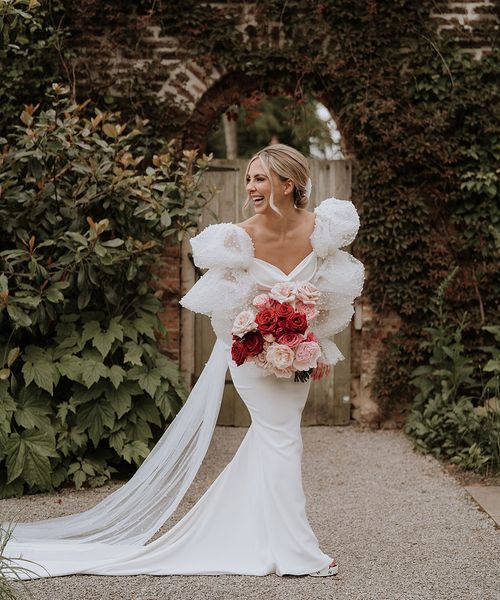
[243,143,311,215]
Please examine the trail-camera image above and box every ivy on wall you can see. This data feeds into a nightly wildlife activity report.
[6,0,500,419]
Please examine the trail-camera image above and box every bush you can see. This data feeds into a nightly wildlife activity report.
[0,86,212,497]
[405,268,500,474]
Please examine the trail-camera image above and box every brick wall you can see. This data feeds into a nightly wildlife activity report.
[114,1,497,424]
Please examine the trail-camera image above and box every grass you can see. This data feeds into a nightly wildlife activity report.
[0,517,47,599]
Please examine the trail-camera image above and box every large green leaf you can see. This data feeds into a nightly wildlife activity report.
[80,349,109,388]
[14,390,53,430]
[5,430,58,487]
[133,397,162,426]
[77,399,115,446]
[107,364,126,389]
[81,320,101,345]
[123,341,143,365]
[22,345,60,394]
[7,304,32,327]
[57,354,83,382]
[121,440,150,465]
[107,382,133,418]
[92,328,115,358]
[137,368,162,397]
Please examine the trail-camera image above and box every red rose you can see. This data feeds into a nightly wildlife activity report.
[285,312,308,334]
[231,339,248,366]
[242,330,264,355]
[275,302,294,318]
[255,307,278,334]
[274,326,287,338]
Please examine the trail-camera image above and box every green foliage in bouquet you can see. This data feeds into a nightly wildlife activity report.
[405,268,500,474]
[0,85,212,497]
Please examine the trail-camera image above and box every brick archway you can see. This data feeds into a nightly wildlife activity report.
[165,71,384,426]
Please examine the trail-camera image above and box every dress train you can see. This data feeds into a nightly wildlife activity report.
[5,343,331,578]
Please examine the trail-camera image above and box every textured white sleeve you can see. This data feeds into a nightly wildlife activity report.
[179,223,257,344]
[310,197,360,258]
[310,198,365,364]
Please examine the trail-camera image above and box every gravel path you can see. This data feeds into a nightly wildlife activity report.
[2,427,499,600]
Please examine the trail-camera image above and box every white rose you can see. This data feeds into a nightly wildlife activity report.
[269,282,297,304]
[231,310,258,338]
[296,282,320,304]
[265,342,295,370]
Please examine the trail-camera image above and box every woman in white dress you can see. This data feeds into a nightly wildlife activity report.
[4,144,364,579]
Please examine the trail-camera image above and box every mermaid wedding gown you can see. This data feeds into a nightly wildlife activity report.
[4,197,364,578]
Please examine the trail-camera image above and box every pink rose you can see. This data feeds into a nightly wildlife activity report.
[277,332,304,348]
[269,282,297,304]
[296,300,319,321]
[293,341,321,371]
[305,330,319,343]
[296,282,320,304]
[232,310,257,338]
[252,293,272,310]
[251,351,269,370]
[268,364,295,378]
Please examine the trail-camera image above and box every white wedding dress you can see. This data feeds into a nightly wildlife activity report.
[4,197,364,579]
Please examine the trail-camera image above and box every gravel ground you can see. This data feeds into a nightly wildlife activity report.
[2,427,499,600]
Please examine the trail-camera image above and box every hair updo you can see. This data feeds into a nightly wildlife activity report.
[244,143,311,215]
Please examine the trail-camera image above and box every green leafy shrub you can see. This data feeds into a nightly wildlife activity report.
[0,86,212,497]
[405,268,500,473]
[0,0,66,137]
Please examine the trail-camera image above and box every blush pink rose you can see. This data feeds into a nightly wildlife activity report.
[252,293,272,310]
[268,364,295,378]
[232,310,257,337]
[305,330,319,343]
[269,282,297,304]
[265,342,295,371]
[295,300,319,321]
[292,341,321,371]
[251,351,269,370]
[296,282,320,304]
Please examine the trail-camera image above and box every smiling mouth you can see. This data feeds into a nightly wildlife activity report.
[251,196,264,202]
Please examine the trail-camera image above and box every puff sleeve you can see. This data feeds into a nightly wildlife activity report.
[179,223,257,344]
[310,198,365,365]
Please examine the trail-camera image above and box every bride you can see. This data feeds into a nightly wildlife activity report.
[4,143,364,579]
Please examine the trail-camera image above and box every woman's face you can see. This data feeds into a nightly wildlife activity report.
[245,157,291,214]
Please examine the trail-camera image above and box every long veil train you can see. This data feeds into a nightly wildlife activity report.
[6,339,228,547]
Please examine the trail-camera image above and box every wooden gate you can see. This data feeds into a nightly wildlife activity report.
[180,158,353,426]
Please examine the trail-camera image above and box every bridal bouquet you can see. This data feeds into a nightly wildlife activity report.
[230,281,322,381]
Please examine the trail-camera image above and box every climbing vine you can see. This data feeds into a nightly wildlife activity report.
[3,0,499,421]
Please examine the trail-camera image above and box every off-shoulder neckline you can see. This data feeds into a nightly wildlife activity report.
[233,209,320,276]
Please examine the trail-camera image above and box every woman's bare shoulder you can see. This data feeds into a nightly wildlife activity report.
[235,216,258,232]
